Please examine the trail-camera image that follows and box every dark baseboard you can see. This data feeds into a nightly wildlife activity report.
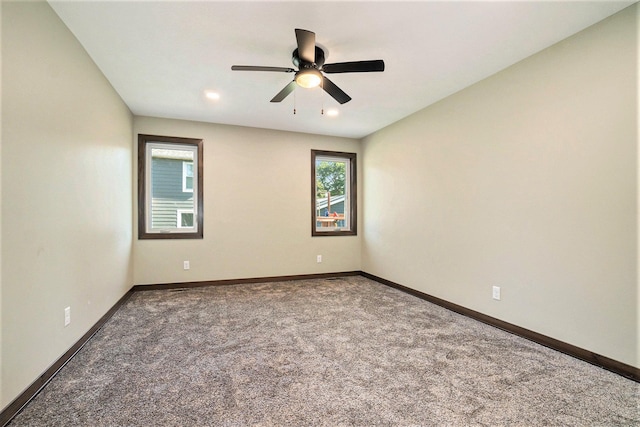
[361,271,640,383]
[132,271,361,291]
[0,290,134,427]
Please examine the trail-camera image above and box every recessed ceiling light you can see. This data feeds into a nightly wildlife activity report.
[326,109,339,117]
[205,91,220,100]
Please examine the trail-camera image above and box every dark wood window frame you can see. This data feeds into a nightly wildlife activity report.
[311,149,357,236]
[138,134,203,239]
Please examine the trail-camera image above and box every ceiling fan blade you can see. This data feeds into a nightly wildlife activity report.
[232,65,295,73]
[322,76,351,104]
[322,60,385,74]
[270,81,297,103]
[295,28,316,63]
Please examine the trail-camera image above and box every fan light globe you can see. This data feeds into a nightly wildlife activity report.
[295,69,322,88]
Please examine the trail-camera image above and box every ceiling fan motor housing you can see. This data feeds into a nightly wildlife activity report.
[292,47,326,69]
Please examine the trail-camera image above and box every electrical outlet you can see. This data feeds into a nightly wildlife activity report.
[64,306,71,326]
[492,286,501,301]
[317,255,322,263]
[183,261,190,270]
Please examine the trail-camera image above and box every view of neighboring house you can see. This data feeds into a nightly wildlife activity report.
[315,193,345,216]
[151,149,195,229]
[315,194,346,228]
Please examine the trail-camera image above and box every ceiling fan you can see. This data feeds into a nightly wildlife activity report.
[231,28,385,105]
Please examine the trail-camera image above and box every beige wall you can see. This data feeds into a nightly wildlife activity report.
[362,5,638,367]
[1,1,133,409]
[133,116,361,286]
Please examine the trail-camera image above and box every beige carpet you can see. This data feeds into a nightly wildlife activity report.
[9,276,640,426]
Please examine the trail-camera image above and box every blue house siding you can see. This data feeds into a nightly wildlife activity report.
[315,195,346,228]
[151,157,193,228]
[315,195,345,216]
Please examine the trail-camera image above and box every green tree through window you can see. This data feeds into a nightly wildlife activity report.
[315,160,346,198]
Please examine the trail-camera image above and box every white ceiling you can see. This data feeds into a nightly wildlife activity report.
[49,1,634,139]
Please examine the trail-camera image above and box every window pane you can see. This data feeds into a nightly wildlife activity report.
[315,159,347,229]
[150,148,195,231]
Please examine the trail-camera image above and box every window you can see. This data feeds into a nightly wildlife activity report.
[311,150,357,236]
[183,162,194,192]
[176,209,194,228]
[138,134,203,239]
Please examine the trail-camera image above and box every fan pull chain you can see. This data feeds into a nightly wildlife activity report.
[321,78,325,115]
[293,84,297,115]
